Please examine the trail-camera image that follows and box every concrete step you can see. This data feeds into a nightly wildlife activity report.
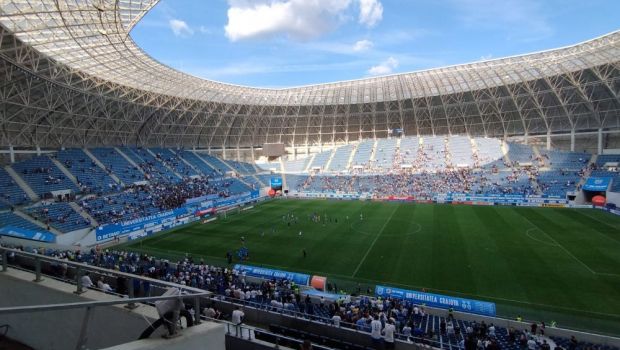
[69,201,98,227]
[174,149,203,176]
[83,148,123,186]
[114,147,145,174]
[5,166,39,201]
[146,148,183,180]
[49,157,79,186]
[193,151,224,176]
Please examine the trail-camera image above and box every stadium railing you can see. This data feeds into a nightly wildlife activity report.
[2,247,619,350]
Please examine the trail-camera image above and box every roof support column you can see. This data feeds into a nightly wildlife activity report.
[570,129,575,152]
[597,128,603,155]
[546,130,551,151]
[9,146,15,163]
[36,146,41,156]
[523,133,529,145]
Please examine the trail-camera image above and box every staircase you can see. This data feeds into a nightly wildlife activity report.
[193,151,224,175]
[146,148,183,180]
[69,202,98,226]
[175,150,202,175]
[323,148,337,172]
[501,141,512,165]
[304,154,317,172]
[346,142,360,170]
[49,158,79,187]
[369,140,379,164]
[5,166,38,201]
[114,147,146,175]
[83,148,123,186]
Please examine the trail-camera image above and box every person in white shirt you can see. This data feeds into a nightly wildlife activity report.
[232,306,244,325]
[97,279,113,292]
[231,306,245,337]
[332,313,342,328]
[81,272,93,288]
[489,324,496,337]
[370,314,383,347]
[383,318,396,349]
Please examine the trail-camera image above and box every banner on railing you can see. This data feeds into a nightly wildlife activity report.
[96,190,261,241]
[375,285,496,317]
[96,207,190,241]
[0,226,56,243]
[234,264,311,286]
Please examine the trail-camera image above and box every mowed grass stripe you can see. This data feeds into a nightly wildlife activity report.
[121,200,620,334]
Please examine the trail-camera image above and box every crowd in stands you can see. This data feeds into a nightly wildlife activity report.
[1,242,608,350]
[79,177,245,225]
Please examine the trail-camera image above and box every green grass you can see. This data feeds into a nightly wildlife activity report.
[119,199,620,336]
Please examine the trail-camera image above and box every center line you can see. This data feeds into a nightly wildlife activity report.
[351,204,399,277]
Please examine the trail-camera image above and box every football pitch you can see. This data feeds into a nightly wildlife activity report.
[120,199,620,335]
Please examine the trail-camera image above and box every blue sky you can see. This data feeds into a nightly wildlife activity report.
[131,0,620,88]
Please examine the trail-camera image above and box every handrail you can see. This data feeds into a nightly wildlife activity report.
[0,292,211,315]
[0,247,206,295]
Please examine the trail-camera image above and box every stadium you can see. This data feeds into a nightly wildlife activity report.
[0,0,619,349]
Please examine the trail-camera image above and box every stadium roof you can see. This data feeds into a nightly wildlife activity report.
[0,0,618,148]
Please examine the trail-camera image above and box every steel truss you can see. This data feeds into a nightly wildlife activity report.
[0,0,618,152]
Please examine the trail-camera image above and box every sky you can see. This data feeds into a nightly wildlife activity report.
[131,0,620,88]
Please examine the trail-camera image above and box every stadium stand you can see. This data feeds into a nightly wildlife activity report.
[0,167,29,207]
[328,144,355,172]
[126,147,181,183]
[11,155,79,195]
[399,137,420,167]
[150,148,200,177]
[282,157,312,173]
[448,136,475,167]
[421,136,448,171]
[56,149,119,194]
[27,202,91,233]
[89,148,144,185]
[541,150,590,170]
[474,138,505,169]
[374,138,398,170]
[309,149,333,171]
[178,150,219,177]
[0,211,43,231]
[5,243,617,350]
[254,174,273,187]
[351,140,374,170]
[80,189,161,225]
[506,143,537,165]
[536,170,581,197]
[197,153,230,174]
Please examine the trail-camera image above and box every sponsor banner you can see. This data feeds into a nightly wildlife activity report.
[270,177,283,190]
[234,264,311,286]
[0,226,56,243]
[375,285,496,317]
[542,203,566,208]
[583,177,612,191]
[96,207,190,241]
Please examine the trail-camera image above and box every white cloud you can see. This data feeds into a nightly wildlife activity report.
[224,0,383,42]
[479,54,493,61]
[368,56,398,76]
[358,0,383,27]
[169,19,194,37]
[353,39,373,52]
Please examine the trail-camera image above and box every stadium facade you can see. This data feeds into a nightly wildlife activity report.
[0,0,619,161]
